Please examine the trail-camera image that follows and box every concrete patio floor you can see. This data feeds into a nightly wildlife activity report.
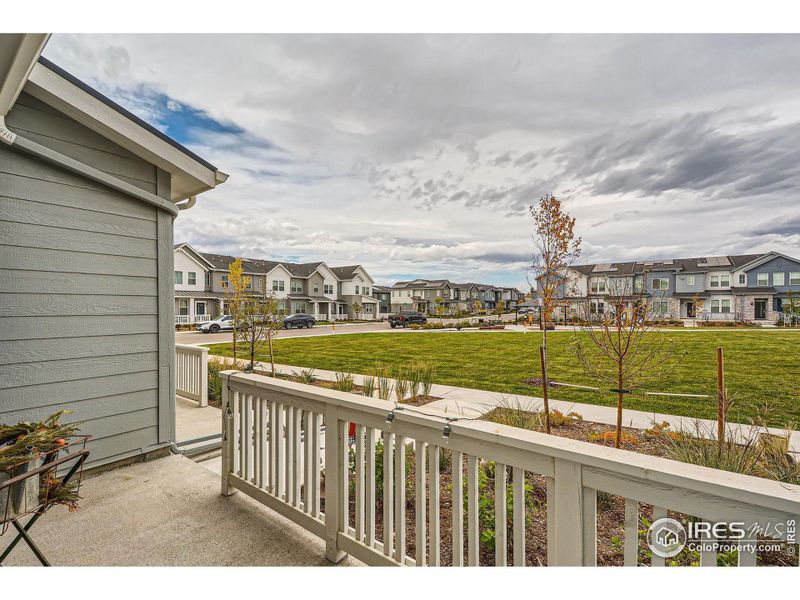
[2,454,359,566]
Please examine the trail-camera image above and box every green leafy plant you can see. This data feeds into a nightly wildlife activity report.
[375,364,393,401]
[394,371,410,402]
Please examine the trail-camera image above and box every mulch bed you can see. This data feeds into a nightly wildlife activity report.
[400,395,443,407]
[521,377,564,388]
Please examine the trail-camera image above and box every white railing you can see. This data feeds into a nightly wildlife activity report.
[176,344,208,407]
[175,314,213,324]
[220,371,800,567]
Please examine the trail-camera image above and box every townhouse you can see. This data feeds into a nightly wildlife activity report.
[541,251,800,323]
[173,243,379,322]
[390,279,523,314]
[371,285,392,314]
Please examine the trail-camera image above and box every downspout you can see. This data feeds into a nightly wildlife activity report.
[0,115,180,216]
[176,195,197,211]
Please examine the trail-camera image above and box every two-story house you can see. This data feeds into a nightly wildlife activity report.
[173,244,380,322]
[390,279,456,314]
[371,285,392,314]
[541,251,800,323]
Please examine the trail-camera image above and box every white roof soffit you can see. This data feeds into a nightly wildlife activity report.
[24,61,228,201]
[0,34,49,116]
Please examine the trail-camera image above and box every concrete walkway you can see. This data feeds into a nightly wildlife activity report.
[2,454,360,566]
[220,359,800,454]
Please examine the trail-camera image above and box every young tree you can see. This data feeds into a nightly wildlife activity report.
[351,302,362,320]
[530,193,582,433]
[571,278,685,447]
[783,291,799,327]
[690,292,704,325]
[239,292,282,374]
[434,295,445,317]
[225,257,249,367]
[472,298,482,315]
[494,299,506,317]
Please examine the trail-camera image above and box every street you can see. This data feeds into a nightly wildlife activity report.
[175,320,393,345]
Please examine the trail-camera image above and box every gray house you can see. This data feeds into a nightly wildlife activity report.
[0,35,228,468]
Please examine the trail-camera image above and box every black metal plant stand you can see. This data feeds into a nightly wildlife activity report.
[0,447,90,566]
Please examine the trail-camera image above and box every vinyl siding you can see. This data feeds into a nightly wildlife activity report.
[0,96,170,468]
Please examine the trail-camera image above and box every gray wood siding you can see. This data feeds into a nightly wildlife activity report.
[6,93,158,193]
[0,123,164,467]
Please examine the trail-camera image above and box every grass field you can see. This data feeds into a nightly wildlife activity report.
[207,330,800,427]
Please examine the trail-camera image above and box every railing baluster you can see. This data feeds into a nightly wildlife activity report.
[304,410,313,513]
[512,466,525,567]
[293,407,302,507]
[276,402,284,500]
[651,506,667,567]
[582,487,597,566]
[428,445,440,566]
[623,498,638,567]
[365,427,376,548]
[467,454,479,566]
[268,399,277,494]
[415,439,427,566]
[394,435,406,564]
[312,412,321,517]
[452,451,464,567]
[355,424,366,542]
[242,394,251,481]
[495,462,507,566]
[382,431,394,558]
[339,419,348,534]
[286,405,295,505]
[232,389,240,478]
[254,396,263,488]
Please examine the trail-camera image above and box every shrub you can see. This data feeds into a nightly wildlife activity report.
[588,430,639,446]
[362,376,376,398]
[293,368,317,384]
[208,361,223,404]
[333,372,355,393]
[375,364,393,401]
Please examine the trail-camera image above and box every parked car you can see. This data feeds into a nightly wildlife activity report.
[197,315,235,333]
[283,313,316,329]
[388,311,427,328]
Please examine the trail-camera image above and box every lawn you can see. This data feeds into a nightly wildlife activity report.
[206,330,800,427]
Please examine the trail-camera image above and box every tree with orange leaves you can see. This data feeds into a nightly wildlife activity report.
[530,194,581,433]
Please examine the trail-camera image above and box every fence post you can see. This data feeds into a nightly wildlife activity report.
[220,372,237,497]
[324,405,348,563]
[549,458,587,565]
[716,346,725,446]
[199,346,209,407]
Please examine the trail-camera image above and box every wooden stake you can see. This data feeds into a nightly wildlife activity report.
[716,346,725,446]
[540,346,551,433]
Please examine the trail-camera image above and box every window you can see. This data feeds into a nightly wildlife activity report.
[244,276,252,290]
[324,284,334,295]
[589,299,605,314]
[738,274,746,285]
[407,291,411,297]
[292,302,306,314]
[686,275,695,286]
[590,278,606,294]
[174,271,183,284]
[188,271,196,285]
[791,272,800,285]
[313,282,319,293]
[720,274,730,287]
[634,276,643,292]
[711,299,731,314]
[177,298,189,315]
[291,280,303,293]
[773,272,785,286]
[652,277,669,290]
[277,301,286,314]
[355,285,360,295]
[205,272,211,287]
[757,273,769,286]
[221,274,229,287]
[652,300,669,315]
[363,287,370,296]
[364,304,374,314]
[273,280,285,291]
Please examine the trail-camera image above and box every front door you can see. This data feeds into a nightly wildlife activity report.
[195,301,206,315]
[755,299,767,320]
[686,301,695,318]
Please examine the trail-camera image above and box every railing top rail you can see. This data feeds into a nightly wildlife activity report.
[176,343,209,354]
[221,370,800,517]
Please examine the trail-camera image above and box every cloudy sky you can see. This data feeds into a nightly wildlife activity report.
[43,34,800,288]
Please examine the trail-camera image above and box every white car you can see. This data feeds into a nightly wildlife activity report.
[197,315,235,333]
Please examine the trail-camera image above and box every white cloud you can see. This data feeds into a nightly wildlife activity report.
[42,34,800,286]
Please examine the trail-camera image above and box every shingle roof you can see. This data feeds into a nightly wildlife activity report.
[570,253,770,276]
[330,266,362,279]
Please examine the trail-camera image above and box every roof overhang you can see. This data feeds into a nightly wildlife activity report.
[738,252,800,272]
[24,59,227,201]
[0,34,49,117]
